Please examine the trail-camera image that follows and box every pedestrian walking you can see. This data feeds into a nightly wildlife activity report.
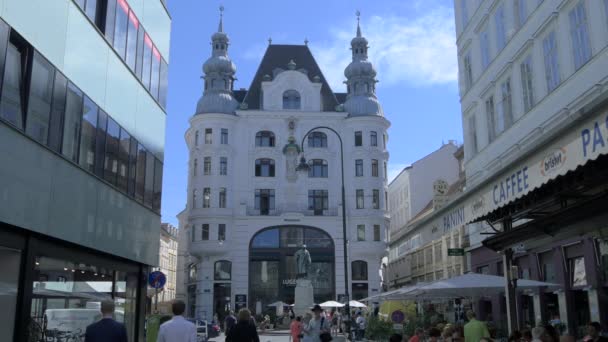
[355,312,366,340]
[463,310,489,342]
[157,300,197,342]
[224,310,237,336]
[291,316,304,342]
[84,300,128,342]
[303,304,331,342]
[226,308,260,342]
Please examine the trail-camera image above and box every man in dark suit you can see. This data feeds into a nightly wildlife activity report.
[84,300,128,342]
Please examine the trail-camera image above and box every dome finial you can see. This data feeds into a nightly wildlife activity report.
[356,10,361,37]
[218,5,224,33]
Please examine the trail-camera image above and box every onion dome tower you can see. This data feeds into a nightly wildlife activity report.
[196,6,239,115]
[343,11,383,117]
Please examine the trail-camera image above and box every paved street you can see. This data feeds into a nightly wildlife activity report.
[209,330,292,342]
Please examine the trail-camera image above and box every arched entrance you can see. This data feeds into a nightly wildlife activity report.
[248,226,335,311]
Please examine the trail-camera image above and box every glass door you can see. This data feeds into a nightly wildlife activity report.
[0,245,22,341]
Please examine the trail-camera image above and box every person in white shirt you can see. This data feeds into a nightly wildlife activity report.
[356,312,367,340]
[157,300,197,342]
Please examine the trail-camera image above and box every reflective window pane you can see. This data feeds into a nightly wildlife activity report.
[0,40,25,129]
[150,47,161,99]
[26,52,55,144]
[113,0,129,59]
[142,34,153,90]
[135,27,144,81]
[125,10,139,70]
[115,271,138,342]
[117,128,131,193]
[159,59,168,109]
[61,83,83,162]
[104,118,120,185]
[94,110,108,178]
[144,151,155,208]
[251,229,279,248]
[215,261,232,280]
[0,247,21,341]
[104,0,117,44]
[127,137,138,196]
[84,0,98,23]
[78,96,98,172]
[153,158,163,212]
[48,72,67,153]
[135,144,146,202]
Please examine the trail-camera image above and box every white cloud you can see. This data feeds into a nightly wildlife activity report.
[388,163,410,183]
[313,5,457,91]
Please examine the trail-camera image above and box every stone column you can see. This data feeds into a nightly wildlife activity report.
[533,294,542,327]
[557,291,569,334]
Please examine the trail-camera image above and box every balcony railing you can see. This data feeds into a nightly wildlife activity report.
[245,206,339,217]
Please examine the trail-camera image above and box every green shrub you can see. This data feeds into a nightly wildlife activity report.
[366,316,395,341]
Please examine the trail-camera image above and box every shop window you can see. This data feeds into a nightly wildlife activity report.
[104,117,120,185]
[308,132,327,148]
[255,159,275,177]
[250,228,279,248]
[62,83,84,162]
[255,131,275,147]
[215,260,231,280]
[26,52,55,144]
[539,251,556,282]
[352,283,368,300]
[78,96,98,173]
[352,261,368,281]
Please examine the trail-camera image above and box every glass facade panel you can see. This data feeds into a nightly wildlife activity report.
[48,72,68,153]
[142,34,153,90]
[0,40,25,129]
[150,47,161,99]
[281,227,304,247]
[26,52,54,144]
[93,110,108,178]
[113,0,129,59]
[78,96,98,173]
[117,128,131,193]
[0,246,20,341]
[125,10,139,70]
[104,117,120,185]
[62,83,83,162]
[153,158,163,212]
[159,59,168,108]
[127,136,137,196]
[249,261,280,308]
[144,151,155,208]
[135,143,146,202]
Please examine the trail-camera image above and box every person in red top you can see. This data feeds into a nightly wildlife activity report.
[409,328,424,342]
[290,316,303,342]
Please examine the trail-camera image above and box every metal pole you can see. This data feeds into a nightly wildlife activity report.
[301,127,351,339]
[155,287,159,314]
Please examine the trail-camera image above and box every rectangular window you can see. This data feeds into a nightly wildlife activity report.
[202,187,211,208]
[203,157,211,175]
[520,55,535,112]
[255,189,275,215]
[218,224,226,241]
[371,159,378,177]
[48,72,68,153]
[135,26,144,80]
[220,157,227,175]
[78,96,98,173]
[153,157,163,212]
[150,46,161,99]
[125,9,139,70]
[94,110,108,178]
[355,159,363,177]
[356,189,364,209]
[221,128,228,144]
[463,53,473,91]
[104,117,120,185]
[144,151,155,208]
[485,96,496,143]
[383,133,387,149]
[219,187,226,208]
[543,31,560,92]
[499,78,513,131]
[159,58,168,109]
[569,1,592,70]
[373,225,381,241]
[135,143,146,202]
[205,128,212,144]
[142,33,153,89]
[357,225,365,241]
[516,0,528,28]
[104,0,117,43]
[127,136,137,197]
[0,34,28,130]
[480,30,490,69]
[84,0,100,25]
[495,5,506,50]
[308,159,328,178]
[468,115,478,155]
[354,131,362,146]
[373,189,380,209]
[62,83,83,162]
[26,52,55,144]
[383,161,388,180]
[192,158,197,176]
[370,131,377,146]
[308,190,328,215]
[385,191,388,210]
[202,224,209,241]
[113,0,129,59]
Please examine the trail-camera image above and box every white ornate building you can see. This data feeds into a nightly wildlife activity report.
[176,12,390,320]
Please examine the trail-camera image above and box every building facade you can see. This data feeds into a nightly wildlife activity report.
[0,0,170,341]
[452,0,608,336]
[157,223,178,305]
[176,13,390,321]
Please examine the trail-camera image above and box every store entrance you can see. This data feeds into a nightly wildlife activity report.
[0,243,23,341]
[214,283,231,324]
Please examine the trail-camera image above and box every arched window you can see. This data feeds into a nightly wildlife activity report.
[255,158,275,177]
[308,132,327,148]
[282,89,301,110]
[308,159,328,178]
[214,260,232,280]
[255,131,275,147]
[352,260,368,281]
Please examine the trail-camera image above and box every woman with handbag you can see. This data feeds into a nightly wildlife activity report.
[303,305,332,342]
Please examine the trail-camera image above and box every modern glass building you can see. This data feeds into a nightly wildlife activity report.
[0,0,170,341]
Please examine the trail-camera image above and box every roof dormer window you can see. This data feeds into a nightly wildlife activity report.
[282,89,301,110]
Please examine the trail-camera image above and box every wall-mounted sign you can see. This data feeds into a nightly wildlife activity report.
[235,294,247,310]
[448,248,464,256]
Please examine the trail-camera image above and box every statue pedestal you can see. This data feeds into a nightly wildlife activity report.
[294,279,314,317]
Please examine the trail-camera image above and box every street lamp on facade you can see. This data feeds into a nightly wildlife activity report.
[297,126,352,339]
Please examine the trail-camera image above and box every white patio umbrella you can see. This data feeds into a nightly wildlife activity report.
[409,273,559,299]
[349,300,367,308]
[267,301,287,307]
[319,300,345,308]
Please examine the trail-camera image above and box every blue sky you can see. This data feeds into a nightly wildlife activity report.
[161,0,463,225]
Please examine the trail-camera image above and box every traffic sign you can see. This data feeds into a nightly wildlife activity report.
[448,248,465,256]
[391,310,405,323]
[149,271,167,289]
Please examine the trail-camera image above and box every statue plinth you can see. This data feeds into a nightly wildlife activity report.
[293,279,314,318]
